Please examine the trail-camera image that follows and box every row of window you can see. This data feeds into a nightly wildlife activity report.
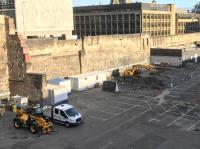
[0,0,14,5]
[143,14,171,20]
[177,22,200,27]
[75,23,141,37]
[143,22,171,28]
[143,30,170,36]
[74,14,141,24]
[177,29,200,34]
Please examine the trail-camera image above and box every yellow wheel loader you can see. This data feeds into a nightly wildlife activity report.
[13,106,53,134]
[124,67,141,77]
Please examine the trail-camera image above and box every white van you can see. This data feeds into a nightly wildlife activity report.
[43,104,82,127]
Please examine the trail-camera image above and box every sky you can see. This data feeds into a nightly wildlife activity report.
[73,0,199,9]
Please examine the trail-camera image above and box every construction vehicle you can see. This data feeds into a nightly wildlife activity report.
[43,104,82,127]
[124,67,141,77]
[13,106,53,134]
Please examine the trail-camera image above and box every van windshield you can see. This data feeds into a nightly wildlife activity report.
[65,107,78,117]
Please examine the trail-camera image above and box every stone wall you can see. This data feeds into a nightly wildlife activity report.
[151,33,200,48]
[24,38,82,79]
[81,34,150,73]
[24,34,150,79]
[9,73,47,103]
[0,16,9,93]
[7,36,26,81]
[1,13,200,102]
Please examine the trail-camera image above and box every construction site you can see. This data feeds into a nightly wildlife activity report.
[1,0,200,149]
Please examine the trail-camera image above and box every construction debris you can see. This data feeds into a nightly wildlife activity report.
[102,81,119,93]
[116,64,198,90]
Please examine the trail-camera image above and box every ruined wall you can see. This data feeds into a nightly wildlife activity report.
[0,16,9,92]
[151,33,200,48]
[9,73,47,103]
[1,13,200,102]
[23,34,150,79]
[24,39,82,80]
[82,34,150,73]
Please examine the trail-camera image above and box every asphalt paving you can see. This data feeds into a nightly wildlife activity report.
[1,63,200,149]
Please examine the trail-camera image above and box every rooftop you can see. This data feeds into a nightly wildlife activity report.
[74,2,173,13]
[55,104,73,111]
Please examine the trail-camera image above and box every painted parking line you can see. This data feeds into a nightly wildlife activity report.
[109,97,144,105]
[88,100,144,122]
[167,111,199,119]
[148,104,178,122]
[159,104,177,116]
[120,96,155,103]
[119,96,153,109]
[186,120,200,131]
[87,110,114,121]
[103,105,139,122]
[109,100,135,107]
[100,104,125,111]
[167,104,198,127]
[165,94,180,97]
[92,107,117,115]
[86,109,150,142]
[89,115,107,121]
[131,93,154,98]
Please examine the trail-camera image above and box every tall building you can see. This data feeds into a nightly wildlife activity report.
[73,2,200,38]
[0,0,15,18]
[0,0,74,39]
[111,0,132,5]
[176,12,200,34]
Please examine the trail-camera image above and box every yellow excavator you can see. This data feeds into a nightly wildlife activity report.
[13,106,53,134]
[124,67,141,77]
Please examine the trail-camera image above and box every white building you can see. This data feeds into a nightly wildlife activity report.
[15,0,74,39]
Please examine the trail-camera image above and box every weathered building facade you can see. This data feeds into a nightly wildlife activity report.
[74,2,200,38]
[1,0,74,39]
[0,0,15,19]
[176,12,200,34]
[15,0,74,38]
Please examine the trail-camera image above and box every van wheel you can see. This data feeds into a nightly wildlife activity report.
[30,125,37,134]
[13,119,21,129]
[65,122,70,128]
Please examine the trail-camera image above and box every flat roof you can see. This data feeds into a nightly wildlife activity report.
[69,71,106,78]
[55,104,73,111]
[74,2,171,14]
[47,84,66,90]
